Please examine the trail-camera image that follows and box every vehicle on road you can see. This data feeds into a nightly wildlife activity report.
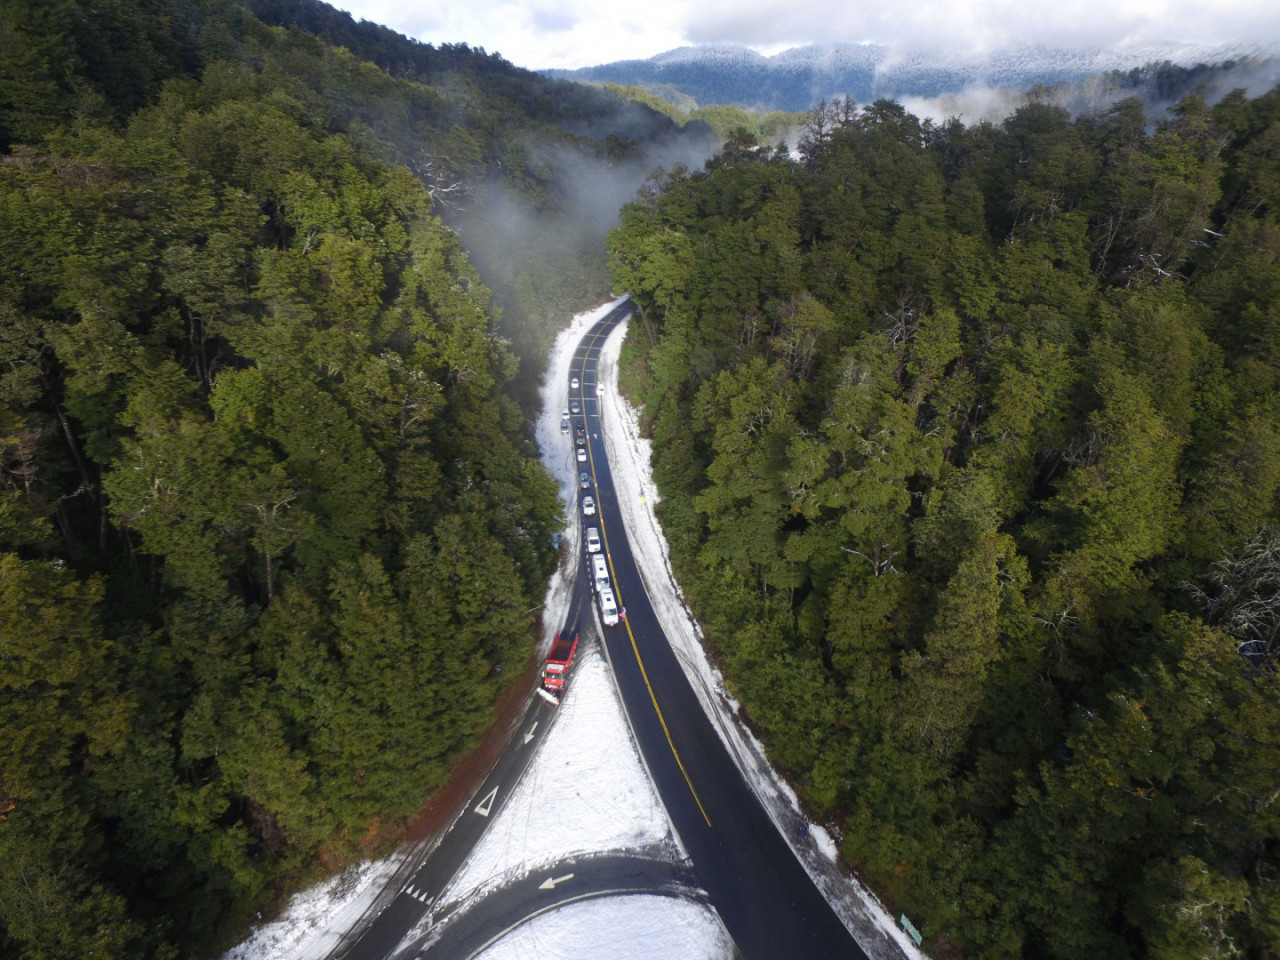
[591,553,609,593]
[571,376,579,389]
[560,416,569,433]
[540,631,579,703]
[583,495,595,516]
[570,400,580,414]
[577,447,587,462]
[577,434,585,447]
[599,587,619,626]
[579,472,590,489]
[585,527,600,553]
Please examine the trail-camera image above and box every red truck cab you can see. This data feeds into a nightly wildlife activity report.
[541,631,580,697]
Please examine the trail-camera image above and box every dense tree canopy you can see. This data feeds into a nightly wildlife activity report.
[0,0,707,955]
[609,94,1280,959]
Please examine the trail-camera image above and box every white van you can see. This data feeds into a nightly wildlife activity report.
[591,553,609,593]
[585,527,600,553]
[599,587,619,626]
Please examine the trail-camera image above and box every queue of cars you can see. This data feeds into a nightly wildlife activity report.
[570,370,619,628]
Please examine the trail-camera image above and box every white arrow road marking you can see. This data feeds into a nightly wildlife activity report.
[538,873,575,890]
[474,786,499,817]
[523,722,539,745]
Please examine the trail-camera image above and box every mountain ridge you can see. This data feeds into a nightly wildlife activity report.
[547,40,1278,112]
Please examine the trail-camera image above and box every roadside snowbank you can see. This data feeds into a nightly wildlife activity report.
[595,318,926,960]
[220,858,403,960]
[533,295,628,648]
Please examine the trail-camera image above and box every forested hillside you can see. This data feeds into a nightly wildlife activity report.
[609,96,1280,958]
[0,1,702,957]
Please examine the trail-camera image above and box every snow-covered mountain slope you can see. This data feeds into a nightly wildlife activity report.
[546,41,1276,112]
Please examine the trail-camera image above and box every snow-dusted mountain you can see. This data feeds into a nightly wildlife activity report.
[546,41,1275,112]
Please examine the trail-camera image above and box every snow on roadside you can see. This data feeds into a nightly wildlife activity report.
[433,653,677,911]
[533,295,629,649]
[473,894,736,960]
[595,318,928,960]
[220,857,402,960]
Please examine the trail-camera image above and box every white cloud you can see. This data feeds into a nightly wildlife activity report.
[335,0,692,68]
[334,0,1280,70]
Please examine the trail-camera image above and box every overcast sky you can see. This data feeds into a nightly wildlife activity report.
[333,0,1280,71]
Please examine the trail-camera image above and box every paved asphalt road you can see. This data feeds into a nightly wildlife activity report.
[571,307,867,959]
[341,301,870,959]
[394,852,700,959]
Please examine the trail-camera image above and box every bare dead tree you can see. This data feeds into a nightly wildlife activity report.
[842,534,899,576]
[409,151,469,212]
[1186,527,1280,671]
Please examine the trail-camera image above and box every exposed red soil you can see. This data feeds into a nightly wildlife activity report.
[397,647,543,845]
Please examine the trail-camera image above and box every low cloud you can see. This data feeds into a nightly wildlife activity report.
[337,0,1279,70]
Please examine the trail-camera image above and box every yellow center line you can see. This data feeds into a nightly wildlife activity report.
[576,314,712,828]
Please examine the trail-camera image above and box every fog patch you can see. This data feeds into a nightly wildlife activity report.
[897,54,1280,126]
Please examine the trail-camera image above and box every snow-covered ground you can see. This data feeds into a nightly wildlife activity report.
[470,894,736,960]
[434,653,678,910]
[221,857,404,960]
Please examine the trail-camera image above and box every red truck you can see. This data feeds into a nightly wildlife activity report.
[538,631,579,705]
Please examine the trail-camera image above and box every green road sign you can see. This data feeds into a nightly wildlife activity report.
[900,913,923,946]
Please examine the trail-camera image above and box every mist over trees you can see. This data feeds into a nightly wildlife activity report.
[0,1,709,957]
[239,0,719,407]
[608,92,1280,959]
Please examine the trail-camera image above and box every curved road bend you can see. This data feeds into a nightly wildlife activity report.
[573,306,869,960]
[394,852,701,959]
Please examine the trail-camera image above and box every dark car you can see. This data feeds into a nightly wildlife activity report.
[579,471,591,489]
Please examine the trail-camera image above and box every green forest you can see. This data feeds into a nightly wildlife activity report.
[608,97,1280,958]
[0,1,705,957]
[6,0,1280,958]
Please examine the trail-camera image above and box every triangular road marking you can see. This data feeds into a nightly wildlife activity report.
[475,785,499,817]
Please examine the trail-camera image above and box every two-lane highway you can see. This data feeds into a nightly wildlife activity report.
[572,307,869,959]
[341,299,877,960]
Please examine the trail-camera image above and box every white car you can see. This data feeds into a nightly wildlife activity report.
[599,587,619,626]
[592,553,610,593]
[576,447,587,462]
[582,495,596,516]
[571,376,580,389]
[586,526,600,553]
